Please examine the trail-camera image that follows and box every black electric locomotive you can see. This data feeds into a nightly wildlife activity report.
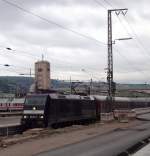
[21,94,98,128]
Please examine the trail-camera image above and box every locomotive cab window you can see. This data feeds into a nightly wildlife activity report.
[25,96,47,105]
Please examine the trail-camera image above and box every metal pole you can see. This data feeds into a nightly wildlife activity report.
[107,10,113,112]
[30,68,31,78]
[107,8,128,113]
[90,78,93,94]
[70,76,72,94]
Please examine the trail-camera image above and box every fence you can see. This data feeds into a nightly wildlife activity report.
[0,124,22,137]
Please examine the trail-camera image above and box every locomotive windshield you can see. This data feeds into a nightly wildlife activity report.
[25,95,47,106]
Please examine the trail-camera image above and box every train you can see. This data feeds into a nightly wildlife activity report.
[94,96,150,112]
[21,94,98,128]
[21,94,150,129]
[0,98,25,112]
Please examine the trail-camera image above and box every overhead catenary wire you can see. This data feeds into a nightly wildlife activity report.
[1,0,149,81]
[94,0,150,79]
[0,65,28,75]
[112,12,150,66]
[114,47,149,76]
[0,45,104,80]
[94,0,108,10]
[1,0,107,47]
[102,0,114,9]
[0,45,41,59]
[81,68,105,81]
[114,16,132,37]
[0,63,33,70]
[113,12,150,60]
[122,15,150,58]
[0,0,110,81]
[102,0,133,38]
[100,0,150,59]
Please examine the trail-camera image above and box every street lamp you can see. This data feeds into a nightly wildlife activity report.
[6,47,12,51]
[112,37,133,44]
[1,63,33,77]
[19,68,34,78]
[81,69,106,95]
[3,46,40,59]
[4,64,11,67]
[81,69,102,81]
[19,73,34,76]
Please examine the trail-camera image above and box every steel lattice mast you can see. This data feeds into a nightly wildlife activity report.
[107,8,128,112]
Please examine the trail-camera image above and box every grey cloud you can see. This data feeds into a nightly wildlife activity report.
[0,0,150,82]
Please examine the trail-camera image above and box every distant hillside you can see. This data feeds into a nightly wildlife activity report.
[0,76,71,93]
[0,76,150,95]
[117,83,150,90]
[0,76,33,93]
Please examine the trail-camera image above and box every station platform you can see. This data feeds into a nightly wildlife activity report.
[133,143,150,156]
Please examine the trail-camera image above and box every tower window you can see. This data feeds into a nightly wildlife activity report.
[38,68,43,72]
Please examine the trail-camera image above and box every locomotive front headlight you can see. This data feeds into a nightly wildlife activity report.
[24,115,27,119]
[33,107,36,110]
[40,115,44,119]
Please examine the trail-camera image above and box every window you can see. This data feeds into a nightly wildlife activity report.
[38,68,43,72]
[25,96,47,106]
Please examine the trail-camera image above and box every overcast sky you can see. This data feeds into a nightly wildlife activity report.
[0,0,149,83]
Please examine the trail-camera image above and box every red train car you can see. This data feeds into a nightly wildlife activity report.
[0,99,8,112]
[8,98,25,111]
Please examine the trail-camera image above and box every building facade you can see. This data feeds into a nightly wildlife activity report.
[35,60,50,91]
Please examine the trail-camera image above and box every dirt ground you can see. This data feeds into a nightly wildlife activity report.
[0,120,143,156]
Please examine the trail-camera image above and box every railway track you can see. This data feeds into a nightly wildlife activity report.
[0,112,22,117]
